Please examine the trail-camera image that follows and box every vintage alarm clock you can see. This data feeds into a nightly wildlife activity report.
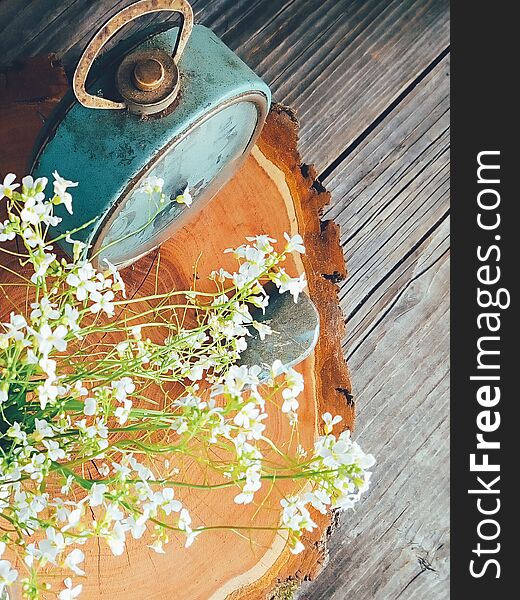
[32,0,271,268]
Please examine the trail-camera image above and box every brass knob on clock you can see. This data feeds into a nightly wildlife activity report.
[72,0,194,111]
[116,48,180,115]
[133,58,165,91]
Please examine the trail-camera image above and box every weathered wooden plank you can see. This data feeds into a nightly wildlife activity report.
[322,56,450,352]
[258,0,449,170]
[297,218,450,600]
[293,55,450,600]
[0,1,282,71]
[0,0,449,172]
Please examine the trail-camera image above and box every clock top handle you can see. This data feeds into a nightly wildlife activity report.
[72,0,194,111]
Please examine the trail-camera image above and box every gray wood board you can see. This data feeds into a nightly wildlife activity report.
[299,224,449,600]
[327,56,450,354]
[296,56,450,600]
[0,0,450,173]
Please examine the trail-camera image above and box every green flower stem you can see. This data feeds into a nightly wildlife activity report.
[150,517,290,535]
[45,217,99,246]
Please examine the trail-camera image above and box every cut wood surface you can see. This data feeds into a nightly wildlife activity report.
[0,59,353,599]
[0,1,450,598]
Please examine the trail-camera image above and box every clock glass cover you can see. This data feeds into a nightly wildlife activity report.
[96,100,259,267]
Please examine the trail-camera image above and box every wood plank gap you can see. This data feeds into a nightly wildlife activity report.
[318,46,450,182]
[345,212,449,361]
[5,0,84,60]
[338,128,449,247]
[220,0,298,49]
[268,3,365,91]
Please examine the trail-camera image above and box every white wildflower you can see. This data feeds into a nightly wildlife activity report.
[178,508,200,548]
[2,313,27,342]
[66,234,89,261]
[89,483,107,507]
[61,475,75,495]
[0,219,16,242]
[0,558,18,596]
[62,304,81,332]
[63,549,85,576]
[289,539,305,554]
[52,171,78,214]
[104,521,127,556]
[114,399,132,425]
[125,514,147,540]
[30,297,60,322]
[42,439,66,461]
[58,577,82,600]
[281,395,299,415]
[0,172,19,197]
[111,377,135,401]
[34,418,54,440]
[31,251,57,283]
[148,539,166,554]
[90,289,115,316]
[37,378,60,410]
[38,527,66,564]
[39,357,57,378]
[7,421,27,443]
[66,262,97,301]
[245,234,276,253]
[20,197,46,225]
[271,269,307,303]
[209,267,232,283]
[322,412,343,434]
[157,488,182,516]
[248,293,269,312]
[21,175,47,195]
[304,488,331,514]
[83,397,97,416]
[283,232,305,254]
[22,226,43,248]
[175,184,192,207]
[34,323,68,356]
[252,321,272,340]
[140,175,164,194]
[102,259,126,297]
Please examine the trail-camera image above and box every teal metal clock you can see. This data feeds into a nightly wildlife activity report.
[32,0,271,268]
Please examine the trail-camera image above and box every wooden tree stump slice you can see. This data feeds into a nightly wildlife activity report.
[0,57,353,600]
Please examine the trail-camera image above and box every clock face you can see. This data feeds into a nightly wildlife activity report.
[97,100,260,267]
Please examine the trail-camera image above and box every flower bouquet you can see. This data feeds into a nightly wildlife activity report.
[0,173,374,599]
